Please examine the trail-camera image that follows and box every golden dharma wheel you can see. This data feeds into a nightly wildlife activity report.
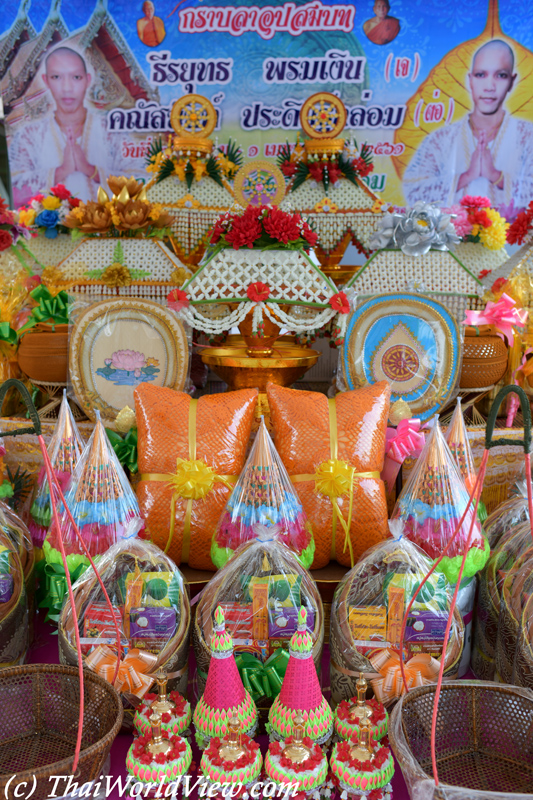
[300,92,347,140]
[170,94,217,138]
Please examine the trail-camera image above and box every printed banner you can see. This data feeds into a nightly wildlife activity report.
[1,0,532,215]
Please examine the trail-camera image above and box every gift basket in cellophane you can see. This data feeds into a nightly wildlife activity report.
[471,519,533,681]
[194,531,324,706]
[58,538,190,730]
[0,380,122,800]
[389,386,533,800]
[494,548,533,684]
[0,523,28,668]
[0,501,35,637]
[330,528,464,706]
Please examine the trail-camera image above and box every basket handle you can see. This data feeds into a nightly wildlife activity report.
[485,384,531,452]
[0,379,42,437]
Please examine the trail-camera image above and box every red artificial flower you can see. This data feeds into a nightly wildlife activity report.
[507,209,533,245]
[302,222,318,247]
[144,693,157,702]
[368,790,384,800]
[329,291,350,314]
[263,206,302,243]
[31,193,44,203]
[491,276,508,294]
[0,230,13,251]
[50,183,71,200]
[308,162,324,182]
[468,207,492,228]
[155,753,167,765]
[139,754,152,765]
[269,741,282,756]
[69,196,81,209]
[167,288,189,311]
[161,713,171,723]
[225,209,263,249]
[353,157,374,178]
[460,195,491,208]
[247,281,271,302]
[281,161,297,178]
[478,268,491,280]
[326,163,342,184]
[210,220,225,244]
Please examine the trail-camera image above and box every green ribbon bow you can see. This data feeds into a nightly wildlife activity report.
[38,561,88,624]
[19,286,71,335]
[106,428,138,474]
[0,481,14,499]
[235,647,290,703]
[0,321,17,345]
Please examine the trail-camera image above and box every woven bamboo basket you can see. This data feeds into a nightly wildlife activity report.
[471,523,533,680]
[0,529,28,668]
[0,664,123,800]
[389,681,533,799]
[513,592,533,688]
[58,547,191,730]
[493,552,533,683]
[330,580,464,706]
[459,325,508,389]
[0,503,35,639]
[193,540,324,699]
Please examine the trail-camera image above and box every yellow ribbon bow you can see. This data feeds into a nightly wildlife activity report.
[85,645,158,699]
[368,648,441,706]
[291,398,379,566]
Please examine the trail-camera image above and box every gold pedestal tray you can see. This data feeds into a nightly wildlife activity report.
[199,341,320,392]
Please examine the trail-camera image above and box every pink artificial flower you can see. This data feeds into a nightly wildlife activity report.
[445,205,471,238]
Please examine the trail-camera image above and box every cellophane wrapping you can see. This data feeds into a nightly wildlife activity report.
[44,414,143,562]
[58,539,190,713]
[444,399,477,494]
[494,544,533,684]
[194,532,324,699]
[0,525,28,666]
[28,392,85,548]
[483,481,531,549]
[330,532,464,706]
[472,520,533,681]
[0,502,35,632]
[391,419,489,584]
[211,417,315,570]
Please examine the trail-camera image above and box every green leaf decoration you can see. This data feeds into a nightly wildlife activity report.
[185,161,194,190]
[146,136,164,166]
[290,162,310,193]
[71,228,84,242]
[156,158,175,184]
[129,268,151,280]
[277,141,292,168]
[113,240,124,265]
[225,138,243,167]
[206,156,224,188]
[338,155,358,186]
[85,268,104,279]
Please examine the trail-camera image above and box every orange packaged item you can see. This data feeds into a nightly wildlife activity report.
[135,384,258,569]
[267,382,390,568]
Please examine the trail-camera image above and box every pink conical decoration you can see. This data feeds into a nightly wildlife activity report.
[203,606,246,710]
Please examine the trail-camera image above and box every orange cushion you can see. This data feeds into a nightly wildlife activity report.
[135,384,258,569]
[267,382,390,568]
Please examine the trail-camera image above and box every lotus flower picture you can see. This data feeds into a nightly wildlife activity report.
[96,349,160,386]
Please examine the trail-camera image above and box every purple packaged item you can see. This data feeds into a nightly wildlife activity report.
[268,607,315,638]
[130,606,177,639]
[404,609,448,657]
[0,574,13,603]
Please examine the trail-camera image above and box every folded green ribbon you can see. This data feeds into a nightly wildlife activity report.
[19,286,70,334]
[0,481,14,499]
[235,647,290,702]
[38,561,88,624]
[106,428,138,474]
[0,322,17,345]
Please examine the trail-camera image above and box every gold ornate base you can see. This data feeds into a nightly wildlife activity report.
[199,341,320,392]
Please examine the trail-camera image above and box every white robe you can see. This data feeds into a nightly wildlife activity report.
[8,109,126,204]
[403,113,533,209]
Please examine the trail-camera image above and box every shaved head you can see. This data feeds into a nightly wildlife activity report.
[45,46,87,74]
[472,39,514,73]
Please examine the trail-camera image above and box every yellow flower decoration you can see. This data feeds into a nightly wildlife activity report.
[371,199,383,214]
[314,197,338,214]
[101,263,132,288]
[194,162,207,181]
[145,357,160,367]
[149,203,163,221]
[176,194,200,209]
[218,154,239,177]
[174,161,186,181]
[73,206,85,221]
[170,267,189,286]
[479,207,509,250]
[42,196,61,211]
[18,208,36,226]
[41,266,70,294]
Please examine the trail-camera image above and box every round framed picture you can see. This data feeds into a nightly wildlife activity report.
[342,293,461,421]
[70,298,189,425]
[233,160,286,207]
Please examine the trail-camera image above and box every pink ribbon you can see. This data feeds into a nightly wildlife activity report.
[381,419,425,494]
[463,293,528,346]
